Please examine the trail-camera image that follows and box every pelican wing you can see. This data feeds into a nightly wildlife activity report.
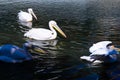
[18,11,32,22]
[89,41,112,53]
[24,28,53,40]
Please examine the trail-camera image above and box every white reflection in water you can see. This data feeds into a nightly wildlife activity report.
[26,39,58,48]
[18,20,32,28]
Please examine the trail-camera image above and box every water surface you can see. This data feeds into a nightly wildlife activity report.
[0,0,120,80]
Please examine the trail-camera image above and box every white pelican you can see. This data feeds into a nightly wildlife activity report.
[89,41,112,55]
[80,41,120,64]
[24,20,67,40]
[18,8,37,22]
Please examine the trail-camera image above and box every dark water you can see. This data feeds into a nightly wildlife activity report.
[0,0,120,80]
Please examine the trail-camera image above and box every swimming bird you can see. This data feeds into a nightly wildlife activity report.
[0,43,46,63]
[89,41,112,55]
[24,20,67,40]
[80,41,120,64]
[18,8,37,22]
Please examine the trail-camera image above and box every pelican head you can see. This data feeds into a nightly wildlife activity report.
[49,20,67,38]
[106,43,120,51]
[28,8,37,20]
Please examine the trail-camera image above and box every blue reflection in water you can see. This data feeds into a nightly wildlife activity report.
[104,57,120,80]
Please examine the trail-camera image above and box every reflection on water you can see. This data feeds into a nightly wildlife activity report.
[105,62,120,80]
[0,0,120,80]
[27,39,58,48]
[0,61,34,80]
[18,21,32,28]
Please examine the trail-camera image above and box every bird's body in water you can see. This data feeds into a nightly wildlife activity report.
[80,41,119,64]
[24,20,67,40]
[18,8,37,22]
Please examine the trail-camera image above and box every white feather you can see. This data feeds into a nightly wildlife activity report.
[24,20,66,40]
[18,11,32,22]
[24,28,55,40]
[18,8,37,22]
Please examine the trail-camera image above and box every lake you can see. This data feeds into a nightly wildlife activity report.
[0,0,120,80]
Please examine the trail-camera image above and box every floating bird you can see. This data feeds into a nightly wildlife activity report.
[24,20,67,40]
[18,8,37,22]
[80,41,120,64]
[89,41,112,55]
[0,43,46,63]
